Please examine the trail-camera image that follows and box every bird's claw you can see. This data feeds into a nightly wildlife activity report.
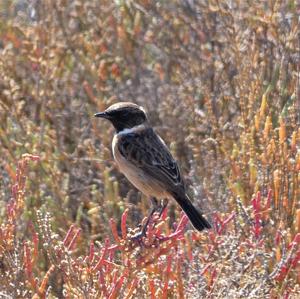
[130,231,146,245]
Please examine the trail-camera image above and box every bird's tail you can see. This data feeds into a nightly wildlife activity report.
[172,192,211,231]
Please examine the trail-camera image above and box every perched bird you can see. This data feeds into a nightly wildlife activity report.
[95,102,211,234]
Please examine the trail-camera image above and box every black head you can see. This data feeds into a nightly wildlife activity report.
[94,102,147,132]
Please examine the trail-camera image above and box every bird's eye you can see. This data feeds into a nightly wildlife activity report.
[121,111,130,118]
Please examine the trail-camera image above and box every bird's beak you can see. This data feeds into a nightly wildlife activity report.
[94,112,109,119]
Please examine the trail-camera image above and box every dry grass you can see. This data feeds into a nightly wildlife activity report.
[0,0,299,298]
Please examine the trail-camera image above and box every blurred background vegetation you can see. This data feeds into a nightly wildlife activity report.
[0,0,299,298]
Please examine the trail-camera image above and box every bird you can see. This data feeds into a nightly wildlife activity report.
[94,102,211,236]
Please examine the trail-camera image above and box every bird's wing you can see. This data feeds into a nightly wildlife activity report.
[118,127,184,190]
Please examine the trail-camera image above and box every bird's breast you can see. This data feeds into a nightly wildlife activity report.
[112,133,170,199]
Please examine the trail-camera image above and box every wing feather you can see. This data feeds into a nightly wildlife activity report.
[118,128,183,191]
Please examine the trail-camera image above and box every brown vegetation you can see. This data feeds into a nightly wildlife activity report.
[0,1,299,298]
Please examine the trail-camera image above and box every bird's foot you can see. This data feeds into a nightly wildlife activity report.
[130,230,146,244]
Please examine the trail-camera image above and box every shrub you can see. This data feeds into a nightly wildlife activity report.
[0,1,299,297]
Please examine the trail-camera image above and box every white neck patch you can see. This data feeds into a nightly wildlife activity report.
[117,124,146,136]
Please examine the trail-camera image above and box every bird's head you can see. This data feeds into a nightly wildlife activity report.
[94,102,147,132]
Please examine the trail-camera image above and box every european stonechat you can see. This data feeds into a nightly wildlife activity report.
[95,102,211,234]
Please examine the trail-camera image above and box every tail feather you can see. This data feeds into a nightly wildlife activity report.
[172,193,211,231]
